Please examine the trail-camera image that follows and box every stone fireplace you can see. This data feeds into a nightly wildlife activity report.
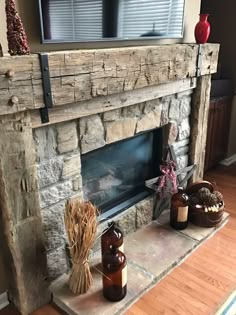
[0,44,219,314]
[34,89,194,281]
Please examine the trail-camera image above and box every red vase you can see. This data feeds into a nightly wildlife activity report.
[194,14,211,44]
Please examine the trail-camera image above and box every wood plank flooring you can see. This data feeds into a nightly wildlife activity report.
[1,164,236,315]
[125,163,236,315]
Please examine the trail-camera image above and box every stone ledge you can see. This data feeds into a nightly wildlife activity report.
[50,212,229,315]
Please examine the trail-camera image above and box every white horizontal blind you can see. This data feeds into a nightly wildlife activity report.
[48,0,103,41]
[168,0,185,36]
[49,0,74,41]
[48,0,184,41]
[118,0,185,38]
[74,0,103,40]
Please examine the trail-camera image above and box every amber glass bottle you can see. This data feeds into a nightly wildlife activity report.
[170,187,189,230]
[102,246,127,302]
[101,221,124,257]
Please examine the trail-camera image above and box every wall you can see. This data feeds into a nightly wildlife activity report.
[0,0,201,54]
[0,0,7,54]
[201,0,236,156]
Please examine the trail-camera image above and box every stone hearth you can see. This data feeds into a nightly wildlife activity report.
[50,211,229,315]
[0,44,219,314]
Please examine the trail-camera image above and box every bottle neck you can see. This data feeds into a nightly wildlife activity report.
[108,221,116,230]
[178,187,184,193]
[177,187,188,202]
[107,222,123,239]
[200,14,209,22]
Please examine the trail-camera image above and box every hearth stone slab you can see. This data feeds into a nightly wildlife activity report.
[124,222,197,278]
[157,209,229,241]
[51,263,153,315]
[51,215,229,315]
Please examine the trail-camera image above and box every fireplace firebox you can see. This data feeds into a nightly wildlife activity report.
[81,128,163,220]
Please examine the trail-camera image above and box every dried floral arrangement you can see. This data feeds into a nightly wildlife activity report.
[5,0,30,55]
[64,199,98,294]
[155,160,177,198]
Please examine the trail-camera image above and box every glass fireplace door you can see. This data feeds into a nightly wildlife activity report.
[81,129,162,216]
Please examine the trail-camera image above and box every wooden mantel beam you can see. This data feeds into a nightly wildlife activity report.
[31,77,197,128]
[0,44,219,118]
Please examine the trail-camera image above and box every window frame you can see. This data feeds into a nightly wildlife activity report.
[38,0,186,44]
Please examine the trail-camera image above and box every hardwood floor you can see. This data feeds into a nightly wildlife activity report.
[125,163,236,315]
[1,164,236,315]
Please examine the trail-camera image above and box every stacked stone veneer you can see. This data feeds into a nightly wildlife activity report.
[33,89,193,279]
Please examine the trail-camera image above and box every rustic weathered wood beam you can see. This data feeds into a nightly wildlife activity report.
[190,75,212,181]
[0,44,219,117]
[0,112,51,314]
[31,77,197,128]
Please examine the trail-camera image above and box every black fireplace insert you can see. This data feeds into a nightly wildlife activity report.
[81,128,163,220]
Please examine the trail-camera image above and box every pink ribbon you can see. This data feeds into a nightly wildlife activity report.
[155,160,177,198]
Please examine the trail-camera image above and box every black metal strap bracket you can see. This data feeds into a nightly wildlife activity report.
[39,53,53,124]
[196,44,203,77]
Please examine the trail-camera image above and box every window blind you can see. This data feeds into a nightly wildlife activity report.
[49,0,74,41]
[47,0,184,41]
[49,0,103,41]
[118,0,185,38]
[74,0,103,40]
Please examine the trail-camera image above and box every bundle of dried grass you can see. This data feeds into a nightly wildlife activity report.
[64,199,97,294]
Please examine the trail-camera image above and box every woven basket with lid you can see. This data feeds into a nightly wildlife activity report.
[185,181,224,228]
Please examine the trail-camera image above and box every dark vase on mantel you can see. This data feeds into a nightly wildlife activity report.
[194,14,211,44]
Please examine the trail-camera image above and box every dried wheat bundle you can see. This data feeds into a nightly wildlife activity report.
[64,199,97,294]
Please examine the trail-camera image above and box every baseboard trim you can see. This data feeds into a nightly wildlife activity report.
[220,154,236,166]
[0,292,9,310]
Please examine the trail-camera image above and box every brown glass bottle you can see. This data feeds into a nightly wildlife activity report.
[101,221,124,257]
[170,187,189,230]
[102,246,127,302]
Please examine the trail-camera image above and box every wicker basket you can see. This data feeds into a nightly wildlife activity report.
[185,180,214,195]
[189,203,224,227]
[186,181,224,228]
